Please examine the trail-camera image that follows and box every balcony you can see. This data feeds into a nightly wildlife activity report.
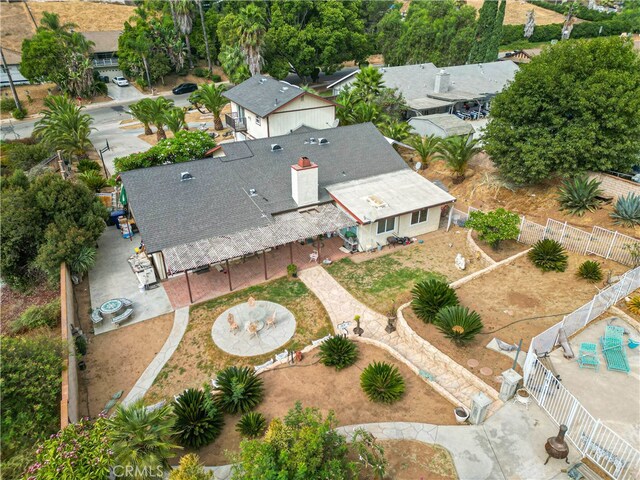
[92,57,119,68]
[225,112,247,132]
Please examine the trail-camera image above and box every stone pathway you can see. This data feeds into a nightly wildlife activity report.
[298,266,501,414]
[121,307,189,406]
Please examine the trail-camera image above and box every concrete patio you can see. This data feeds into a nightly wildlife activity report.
[89,226,173,334]
[550,316,640,447]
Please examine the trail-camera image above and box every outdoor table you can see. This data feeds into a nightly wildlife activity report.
[100,299,124,321]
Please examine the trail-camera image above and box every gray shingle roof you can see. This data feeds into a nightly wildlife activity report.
[223,76,304,117]
[121,123,409,253]
[409,114,474,137]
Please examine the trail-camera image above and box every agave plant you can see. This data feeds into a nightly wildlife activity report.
[78,170,107,192]
[434,305,484,345]
[576,260,603,283]
[528,239,568,272]
[173,388,225,449]
[360,361,405,404]
[411,279,459,324]
[214,366,264,414]
[627,296,640,316]
[236,411,267,439]
[611,193,640,227]
[69,245,96,276]
[557,176,602,216]
[318,336,358,370]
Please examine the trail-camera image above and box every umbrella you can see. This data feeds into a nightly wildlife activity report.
[119,185,128,206]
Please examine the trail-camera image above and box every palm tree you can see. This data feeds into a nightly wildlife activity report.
[147,96,175,141]
[350,102,382,125]
[353,66,384,102]
[129,98,155,135]
[165,107,188,134]
[108,400,179,480]
[173,0,194,69]
[189,83,229,130]
[233,4,266,76]
[39,12,76,33]
[378,119,412,142]
[33,95,94,158]
[436,134,482,182]
[196,0,212,73]
[407,134,441,170]
[218,45,250,85]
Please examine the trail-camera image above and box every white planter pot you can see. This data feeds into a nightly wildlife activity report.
[454,406,469,424]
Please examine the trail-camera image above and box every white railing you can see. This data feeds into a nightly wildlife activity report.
[524,356,640,480]
[450,206,639,266]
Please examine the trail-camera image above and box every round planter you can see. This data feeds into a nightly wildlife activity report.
[454,406,469,424]
[515,388,531,406]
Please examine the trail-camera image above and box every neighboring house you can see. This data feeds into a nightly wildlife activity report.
[499,49,541,65]
[121,123,455,281]
[327,61,519,117]
[82,31,121,79]
[408,114,474,139]
[222,75,338,141]
[0,48,29,87]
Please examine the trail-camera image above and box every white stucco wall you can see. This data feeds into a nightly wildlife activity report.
[268,95,336,137]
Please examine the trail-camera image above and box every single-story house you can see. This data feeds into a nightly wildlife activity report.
[408,114,474,139]
[223,75,337,141]
[121,123,455,297]
[327,61,519,117]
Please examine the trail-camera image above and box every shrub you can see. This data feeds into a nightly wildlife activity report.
[466,208,521,248]
[318,335,358,370]
[529,239,569,272]
[627,296,640,316]
[170,454,213,480]
[173,388,225,449]
[78,170,107,192]
[211,74,222,83]
[0,96,16,112]
[10,299,61,333]
[7,141,50,171]
[611,193,640,227]
[75,335,88,356]
[236,412,267,438]
[287,263,297,277]
[77,159,101,173]
[12,107,27,120]
[434,305,484,345]
[194,67,209,77]
[215,366,264,414]
[557,176,603,216]
[360,361,405,404]
[577,260,603,283]
[411,279,459,324]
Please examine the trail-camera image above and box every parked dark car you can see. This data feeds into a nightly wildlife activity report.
[172,83,198,95]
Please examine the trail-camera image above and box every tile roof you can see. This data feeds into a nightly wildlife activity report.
[121,123,410,253]
[223,75,305,117]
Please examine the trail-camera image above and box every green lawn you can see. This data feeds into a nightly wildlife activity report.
[326,255,445,314]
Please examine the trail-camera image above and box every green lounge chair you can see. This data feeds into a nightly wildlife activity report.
[600,326,630,374]
[577,342,599,372]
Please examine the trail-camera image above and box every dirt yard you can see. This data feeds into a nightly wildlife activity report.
[0,283,59,335]
[144,277,333,403]
[327,227,490,314]
[617,289,640,323]
[73,278,174,417]
[470,231,530,262]
[191,342,457,466]
[408,151,640,239]
[404,251,628,390]
[27,1,136,32]
[375,441,458,480]
[464,0,571,25]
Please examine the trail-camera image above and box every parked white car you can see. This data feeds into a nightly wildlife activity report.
[112,76,129,87]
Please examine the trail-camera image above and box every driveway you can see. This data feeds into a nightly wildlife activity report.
[107,83,145,102]
[88,226,173,335]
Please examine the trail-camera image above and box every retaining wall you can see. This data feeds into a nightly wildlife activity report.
[588,172,640,199]
[60,263,79,428]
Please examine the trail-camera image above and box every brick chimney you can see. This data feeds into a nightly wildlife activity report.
[434,69,450,94]
[291,156,318,206]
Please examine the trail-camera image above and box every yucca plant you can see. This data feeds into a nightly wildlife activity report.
[557,176,602,216]
[611,193,640,227]
[214,366,264,414]
[528,239,569,272]
[576,260,603,283]
[77,159,101,173]
[434,305,484,345]
[411,279,459,324]
[236,412,267,439]
[173,388,225,449]
[627,296,640,316]
[360,362,405,404]
[78,170,107,192]
[318,336,358,370]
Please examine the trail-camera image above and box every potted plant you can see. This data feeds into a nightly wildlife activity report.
[386,302,397,333]
[287,264,298,278]
[454,406,469,423]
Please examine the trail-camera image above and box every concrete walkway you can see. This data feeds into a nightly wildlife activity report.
[121,307,189,406]
[298,266,500,414]
[204,402,571,480]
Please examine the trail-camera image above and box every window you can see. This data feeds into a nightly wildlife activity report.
[411,208,429,225]
[376,217,396,235]
[256,116,261,126]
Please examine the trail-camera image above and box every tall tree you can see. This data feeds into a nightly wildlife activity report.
[233,4,267,76]
[484,0,506,62]
[218,44,251,84]
[129,98,155,135]
[164,107,189,134]
[147,97,175,140]
[189,82,229,130]
[467,0,498,64]
[436,135,482,181]
[352,66,384,102]
[197,0,212,72]
[484,37,640,185]
[174,0,194,69]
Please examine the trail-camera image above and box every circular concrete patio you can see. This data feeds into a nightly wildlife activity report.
[211,300,295,357]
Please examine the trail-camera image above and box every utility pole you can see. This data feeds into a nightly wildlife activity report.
[0,48,22,111]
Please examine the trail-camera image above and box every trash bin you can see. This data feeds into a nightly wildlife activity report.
[110,210,126,228]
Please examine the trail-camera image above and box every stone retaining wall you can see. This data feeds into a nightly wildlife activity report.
[449,248,531,289]
[465,229,497,266]
[588,172,640,199]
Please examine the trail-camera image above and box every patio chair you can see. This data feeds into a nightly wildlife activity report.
[266,311,276,329]
[247,322,258,338]
[91,309,103,325]
[600,326,630,374]
[309,250,319,263]
[227,314,239,334]
[577,342,600,372]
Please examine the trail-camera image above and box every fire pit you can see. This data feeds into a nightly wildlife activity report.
[544,425,570,465]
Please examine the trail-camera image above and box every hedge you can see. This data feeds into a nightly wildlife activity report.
[528,0,617,21]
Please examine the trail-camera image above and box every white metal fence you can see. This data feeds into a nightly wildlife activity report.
[451,206,639,266]
[524,356,640,480]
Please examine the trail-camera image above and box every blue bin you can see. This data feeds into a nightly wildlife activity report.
[110,210,126,228]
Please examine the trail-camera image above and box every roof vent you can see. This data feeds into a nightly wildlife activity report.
[248,188,257,196]
[271,144,283,152]
[258,78,267,85]
[304,137,317,145]
[180,172,194,181]
[318,138,329,145]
